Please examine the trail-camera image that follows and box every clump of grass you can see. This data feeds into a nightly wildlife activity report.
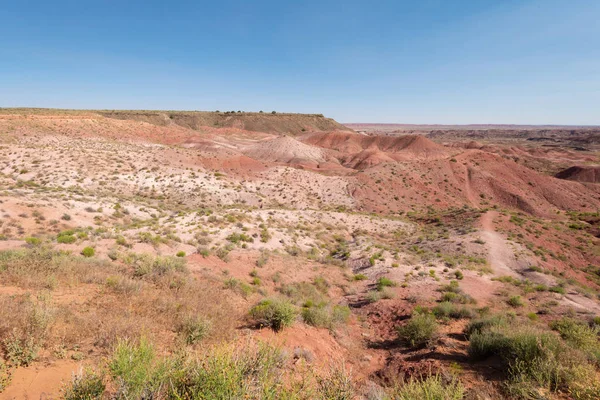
[353,274,367,281]
[176,251,186,257]
[249,299,297,331]
[390,374,464,400]
[507,295,524,307]
[432,302,475,320]
[376,277,397,291]
[397,311,439,348]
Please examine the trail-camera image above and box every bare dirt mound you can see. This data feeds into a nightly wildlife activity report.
[303,131,447,156]
[242,136,330,165]
[349,149,600,216]
[555,165,600,184]
[342,149,395,170]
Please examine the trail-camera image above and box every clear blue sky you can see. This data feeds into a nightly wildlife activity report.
[1,0,599,124]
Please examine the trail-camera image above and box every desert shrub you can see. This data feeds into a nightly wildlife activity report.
[279,281,327,306]
[432,302,475,320]
[178,315,212,345]
[24,237,41,246]
[1,298,53,367]
[397,312,439,348]
[550,317,600,362]
[176,251,186,257]
[256,250,269,267]
[376,277,397,291]
[109,337,170,399]
[227,232,253,244]
[390,374,464,400]
[353,274,367,281]
[61,213,72,221]
[127,253,186,277]
[62,368,105,400]
[3,332,39,367]
[465,313,512,338]
[105,276,142,295]
[468,320,599,397]
[549,285,566,294]
[0,360,11,392]
[249,299,297,331]
[366,291,382,303]
[507,295,524,307]
[81,247,95,257]
[169,343,288,399]
[316,364,355,400]
[216,245,233,262]
[57,234,76,244]
[302,304,350,329]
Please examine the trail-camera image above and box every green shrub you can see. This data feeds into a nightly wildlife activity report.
[397,312,439,348]
[249,299,297,331]
[376,277,397,291]
[465,314,511,338]
[507,295,524,307]
[176,251,186,257]
[468,321,599,397]
[550,317,600,355]
[391,374,464,400]
[302,304,351,329]
[24,237,41,246]
[549,285,566,294]
[432,302,475,320]
[81,247,95,258]
[109,337,169,399]
[57,234,76,244]
[62,368,105,400]
[226,232,253,244]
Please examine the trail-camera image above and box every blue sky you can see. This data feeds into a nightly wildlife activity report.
[1,0,599,124]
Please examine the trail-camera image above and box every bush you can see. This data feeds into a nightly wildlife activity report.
[353,274,367,281]
[550,317,600,356]
[61,213,72,221]
[432,302,475,320]
[57,234,76,244]
[176,251,186,257]
[178,316,211,345]
[397,312,439,348]
[302,304,351,329]
[507,295,524,307]
[376,277,397,291]
[24,237,41,246]
[81,247,95,258]
[468,321,599,397]
[62,368,105,400]
[249,299,297,331]
[391,374,464,400]
[109,337,169,399]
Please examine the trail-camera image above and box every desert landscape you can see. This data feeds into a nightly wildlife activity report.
[0,108,598,399]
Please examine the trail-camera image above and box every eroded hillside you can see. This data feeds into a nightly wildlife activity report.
[0,109,599,399]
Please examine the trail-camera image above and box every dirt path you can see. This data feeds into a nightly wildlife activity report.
[480,211,520,277]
